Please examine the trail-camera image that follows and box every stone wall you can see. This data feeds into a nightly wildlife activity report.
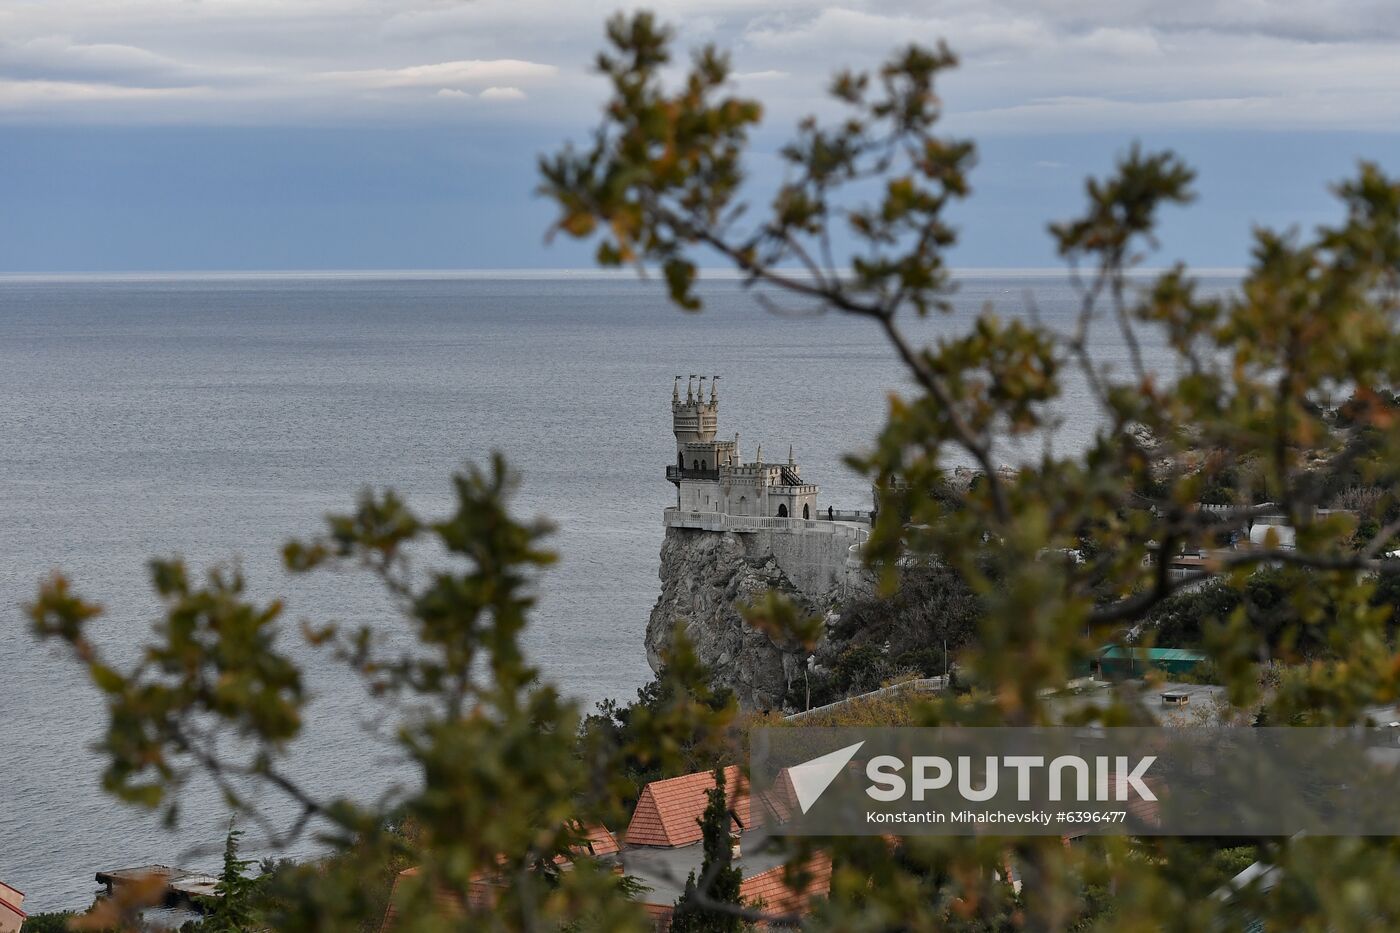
[749,523,865,598]
[662,508,868,599]
[646,514,873,710]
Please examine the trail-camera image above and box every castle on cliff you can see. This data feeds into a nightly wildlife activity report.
[651,376,871,708]
[666,375,820,520]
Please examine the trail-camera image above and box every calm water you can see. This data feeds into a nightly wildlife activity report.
[0,272,1203,912]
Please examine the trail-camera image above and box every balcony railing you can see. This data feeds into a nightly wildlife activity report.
[664,507,872,536]
[820,508,875,523]
[666,465,720,483]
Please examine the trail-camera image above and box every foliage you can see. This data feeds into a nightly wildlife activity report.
[20,914,81,933]
[28,7,1400,931]
[763,685,934,728]
[797,561,979,706]
[669,768,743,933]
[1147,565,1400,650]
[578,652,737,814]
[201,819,256,932]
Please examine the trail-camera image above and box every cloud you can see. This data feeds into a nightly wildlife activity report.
[732,69,790,81]
[479,86,527,101]
[0,78,206,108]
[1069,27,1162,59]
[743,7,1051,58]
[991,0,1400,44]
[0,37,198,86]
[323,59,556,90]
[956,90,1400,133]
[0,1,1397,131]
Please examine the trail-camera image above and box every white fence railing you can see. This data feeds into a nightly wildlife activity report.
[785,677,947,722]
[663,507,871,541]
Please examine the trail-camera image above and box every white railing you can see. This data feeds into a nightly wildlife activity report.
[785,677,947,722]
[822,508,873,523]
[663,507,870,541]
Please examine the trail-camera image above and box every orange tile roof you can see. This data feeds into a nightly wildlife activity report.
[640,901,674,930]
[739,852,833,919]
[379,868,467,932]
[379,823,619,932]
[572,822,621,857]
[752,768,798,826]
[625,765,750,847]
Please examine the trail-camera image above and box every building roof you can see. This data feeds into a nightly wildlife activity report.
[0,879,25,922]
[620,830,827,910]
[380,765,832,931]
[1098,646,1209,662]
[738,852,833,916]
[379,867,470,932]
[379,823,621,931]
[571,822,620,858]
[624,765,750,848]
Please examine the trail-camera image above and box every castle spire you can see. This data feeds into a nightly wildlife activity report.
[673,376,680,403]
[697,376,706,401]
[788,444,794,466]
[687,374,696,403]
[710,375,718,404]
[757,444,763,464]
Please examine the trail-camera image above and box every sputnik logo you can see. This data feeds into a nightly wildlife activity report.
[788,742,865,814]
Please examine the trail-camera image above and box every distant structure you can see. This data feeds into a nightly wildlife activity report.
[666,375,819,520]
[661,376,870,599]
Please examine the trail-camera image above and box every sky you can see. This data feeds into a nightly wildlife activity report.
[1,0,1398,272]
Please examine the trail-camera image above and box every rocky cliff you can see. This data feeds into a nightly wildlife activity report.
[645,526,864,710]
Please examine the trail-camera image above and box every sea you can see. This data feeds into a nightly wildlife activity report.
[0,271,1226,913]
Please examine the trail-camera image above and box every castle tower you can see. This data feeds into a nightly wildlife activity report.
[672,373,719,453]
[668,375,735,501]
[665,377,818,521]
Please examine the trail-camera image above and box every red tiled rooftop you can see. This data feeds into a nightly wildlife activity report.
[572,821,621,857]
[380,766,831,931]
[625,765,751,847]
[379,868,468,931]
[739,852,833,918]
[379,823,620,932]
[753,768,798,826]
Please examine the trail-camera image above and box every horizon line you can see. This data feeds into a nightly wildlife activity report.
[0,266,1249,284]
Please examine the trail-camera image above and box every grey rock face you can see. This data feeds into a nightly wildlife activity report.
[645,527,822,711]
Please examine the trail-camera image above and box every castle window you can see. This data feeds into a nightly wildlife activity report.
[693,459,699,470]
[678,452,684,470]
[777,504,788,518]
[803,504,810,520]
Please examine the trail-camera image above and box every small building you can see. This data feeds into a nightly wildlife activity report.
[380,765,829,931]
[619,766,828,928]
[1096,646,1209,679]
[0,880,25,933]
